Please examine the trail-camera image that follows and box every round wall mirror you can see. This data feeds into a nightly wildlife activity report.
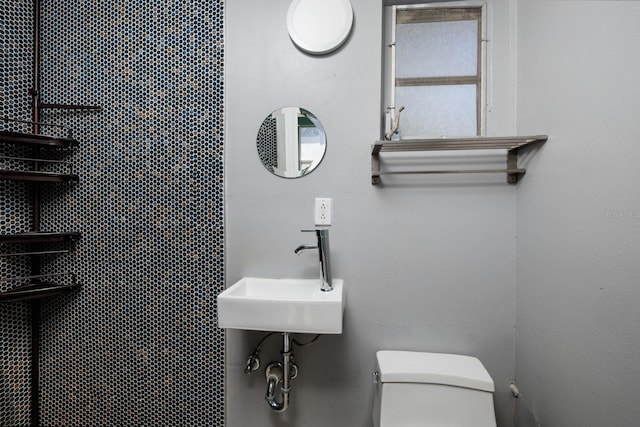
[256,107,327,178]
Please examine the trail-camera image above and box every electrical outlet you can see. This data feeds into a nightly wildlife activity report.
[314,197,332,226]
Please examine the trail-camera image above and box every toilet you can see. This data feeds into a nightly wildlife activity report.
[373,350,497,426]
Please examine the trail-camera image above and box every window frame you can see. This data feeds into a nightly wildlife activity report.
[383,2,488,138]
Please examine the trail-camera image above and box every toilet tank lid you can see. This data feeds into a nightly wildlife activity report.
[375,351,494,392]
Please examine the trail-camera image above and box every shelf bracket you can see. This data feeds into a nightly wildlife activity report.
[507,149,524,184]
[371,143,382,185]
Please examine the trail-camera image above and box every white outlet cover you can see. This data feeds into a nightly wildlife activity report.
[315,197,332,226]
[287,0,353,55]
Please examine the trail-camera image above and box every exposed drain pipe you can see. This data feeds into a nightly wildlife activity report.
[265,332,294,412]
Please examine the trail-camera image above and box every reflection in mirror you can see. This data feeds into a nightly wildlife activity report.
[257,107,327,178]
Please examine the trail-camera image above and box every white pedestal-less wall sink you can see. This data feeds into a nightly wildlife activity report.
[217,277,345,334]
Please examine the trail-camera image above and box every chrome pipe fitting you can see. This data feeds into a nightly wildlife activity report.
[264,332,293,412]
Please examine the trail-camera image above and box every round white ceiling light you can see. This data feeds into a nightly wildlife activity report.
[286,0,354,55]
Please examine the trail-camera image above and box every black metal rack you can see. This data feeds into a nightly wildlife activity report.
[0,130,78,149]
[0,126,84,427]
[1,0,100,424]
[0,132,82,297]
[0,273,81,303]
[0,231,81,245]
[0,167,79,183]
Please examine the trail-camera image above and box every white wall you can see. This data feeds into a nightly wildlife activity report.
[515,2,640,426]
[226,1,519,425]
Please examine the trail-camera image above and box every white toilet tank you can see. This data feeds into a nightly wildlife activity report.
[373,351,497,427]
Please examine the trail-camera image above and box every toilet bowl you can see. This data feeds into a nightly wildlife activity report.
[373,350,497,427]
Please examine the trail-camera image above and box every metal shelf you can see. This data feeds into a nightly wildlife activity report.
[4,1,95,422]
[0,232,80,245]
[0,130,78,149]
[371,135,548,185]
[0,155,78,182]
[0,273,80,302]
[0,169,79,183]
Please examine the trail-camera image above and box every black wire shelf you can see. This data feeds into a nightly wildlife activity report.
[0,273,81,302]
[0,232,81,245]
[0,130,78,149]
[0,169,79,183]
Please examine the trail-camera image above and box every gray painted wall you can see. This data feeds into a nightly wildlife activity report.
[515,2,640,426]
[226,1,519,425]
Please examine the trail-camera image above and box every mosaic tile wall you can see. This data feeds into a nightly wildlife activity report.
[1,0,225,425]
[257,116,277,174]
[1,1,38,425]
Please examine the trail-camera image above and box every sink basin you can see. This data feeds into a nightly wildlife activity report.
[217,277,345,334]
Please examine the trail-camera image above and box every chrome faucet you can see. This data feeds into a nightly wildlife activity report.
[294,229,333,292]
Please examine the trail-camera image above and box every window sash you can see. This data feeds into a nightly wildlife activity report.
[392,5,484,136]
[396,7,481,25]
[396,76,480,87]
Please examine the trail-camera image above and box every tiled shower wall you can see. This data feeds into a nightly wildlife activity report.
[1,0,225,425]
[1,1,34,424]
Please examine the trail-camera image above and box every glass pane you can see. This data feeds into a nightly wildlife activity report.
[395,85,477,138]
[396,20,478,78]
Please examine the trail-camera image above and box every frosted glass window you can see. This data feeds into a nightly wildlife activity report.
[396,21,478,78]
[384,6,484,137]
[396,85,477,138]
